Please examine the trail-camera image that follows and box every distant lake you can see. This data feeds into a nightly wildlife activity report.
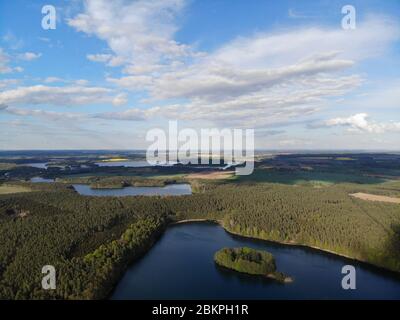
[111,222,400,299]
[72,183,192,197]
[94,160,228,168]
[30,177,55,183]
[26,163,48,169]
[95,161,175,167]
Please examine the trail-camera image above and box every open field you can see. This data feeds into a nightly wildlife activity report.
[186,171,235,180]
[98,158,130,162]
[0,185,32,195]
[350,192,400,204]
[0,163,17,170]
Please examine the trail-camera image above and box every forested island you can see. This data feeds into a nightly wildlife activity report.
[214,247,291,283]
[0,151,400,299]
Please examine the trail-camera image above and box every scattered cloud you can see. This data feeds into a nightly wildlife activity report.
[2,1,399,150]
[2,31,24,50]
[0,85,127,107]
[87,53,112,63]
[44,77,63,83]
[321,113,400,134]
[68,0,193,74]
[74,79,90,86]
[0,104,86,121]
[87,53,125,67]
[17,52,42,61]
[93,108,146,121]
[0,79,20,88]
[0,48,23,74]
[100,15,397,127]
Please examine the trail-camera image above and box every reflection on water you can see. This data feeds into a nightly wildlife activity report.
[95,161,151,167]
[30,177,55,183]
[111,222,400,300]
[26,163,48,169]
[95,161,175,167]
[73,183,192,197]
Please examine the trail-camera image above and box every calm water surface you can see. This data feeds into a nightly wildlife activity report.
[95,161,175,167]
[111,222,400,299]
[30,177,55,183]
[26,163,48,169]
[73,183,192,196]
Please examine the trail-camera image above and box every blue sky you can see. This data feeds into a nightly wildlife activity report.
[0,0,399,150]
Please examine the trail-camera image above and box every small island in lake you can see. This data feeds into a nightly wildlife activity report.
[214,247,292,283]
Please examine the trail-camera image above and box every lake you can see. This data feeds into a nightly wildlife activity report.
[111,222,400,299]
[95,161,175,167]
[26,162,48,169]
[30,177,55,183]
[73,183,192,197]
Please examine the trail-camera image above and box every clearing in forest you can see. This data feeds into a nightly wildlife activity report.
[186,171,234,180]
[350,192,400,204]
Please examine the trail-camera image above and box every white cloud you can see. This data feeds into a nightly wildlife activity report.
[95,15,398,128]
[107,75,153,89]
[17,52,42,61]
[209,16,399,68]
[87,53,125,67]
[65,0,400,129]
[0,48,24,74]
[323,113,400,134]
[150,53,357,101]
[93,108,146,121]
[0,104,85,121]
[86,53,112,63]
[43,77,91,86]
[0,85,127,107]
[68,0,191,74]
[74,79,90,86]
[111,93,128,106]
[44,77,63,83]
[0,79,20,88]
[2,32,23,50]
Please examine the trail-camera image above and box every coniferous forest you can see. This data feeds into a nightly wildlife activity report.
[0,152,400,299]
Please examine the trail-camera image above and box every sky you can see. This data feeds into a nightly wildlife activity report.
[0,0,399,150]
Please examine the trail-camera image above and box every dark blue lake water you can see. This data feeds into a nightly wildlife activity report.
[111,222,400,300]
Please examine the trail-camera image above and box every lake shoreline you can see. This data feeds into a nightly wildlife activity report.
[171,218,400,276]
[111,220,400,299]
[102,218,400,299]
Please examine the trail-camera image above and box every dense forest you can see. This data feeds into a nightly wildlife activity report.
[0,178,399,299]
[0,152,400,299]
